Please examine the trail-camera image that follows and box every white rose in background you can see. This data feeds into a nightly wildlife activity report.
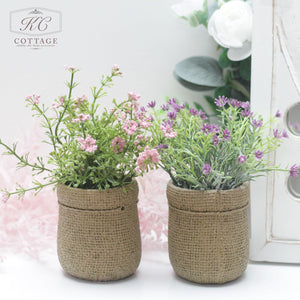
[208,0,253,61]
[172,0,204,17]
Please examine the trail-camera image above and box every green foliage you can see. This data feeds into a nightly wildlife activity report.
[183,0,209,27]
[174,56,224,89]
[1,67,157,200]
[148,98,290,190]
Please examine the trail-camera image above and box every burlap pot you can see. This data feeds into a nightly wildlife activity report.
[56,180,141,281]
[167,181,249,284]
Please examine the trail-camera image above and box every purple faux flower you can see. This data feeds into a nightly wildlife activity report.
[212,135,220,146]
[147,100,156,108]
[273,129,282,139]
[198,110,208,120]
[167,111,177,120]
[201,123,211,135]
[222,129,232,141]
[241,101,250,109]
[189,108,198,116]
[282,130,289,138]
[140,106,146,113]
[162,120,174,127]
[252,119,263,128]
[238,155,247,164]
[167,99,185,112]
[214,96,227,107]
[290,164,300,178]
[241,109,253,118]
[155,144,169,150]
[161,104,169,111]
[275,110,281,118]
[254,150,264,160]
[202,164,211,175]
[228,98,241,108]
[168,98,177,105]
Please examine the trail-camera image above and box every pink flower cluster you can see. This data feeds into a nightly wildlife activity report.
[160,122,177,138]
[136,147,160,173]
[74,95,87,108]
[71,114,90,123]
[52,96,64,110]
[112,64,122,76]
[111,137,126,153]
[135,111,153,128]
[128,92,141,102]
[25,94,40,104]
[77,135,98,153]
[122,120,138,135]
[64,65,79,72]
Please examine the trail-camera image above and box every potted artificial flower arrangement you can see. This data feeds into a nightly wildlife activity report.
[0,65,159,281]
[148,97,299,284]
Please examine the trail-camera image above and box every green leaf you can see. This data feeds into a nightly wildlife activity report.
[193,102,206,112]
[203,95,218,115]
[239,57,251,81]
[174,56,225,91]
[184,0,209,27]
[214,86,232,99]
[218,49,232,69]
[173,72,215,91]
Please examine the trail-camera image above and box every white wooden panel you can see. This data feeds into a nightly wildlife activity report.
[250,0,300,263]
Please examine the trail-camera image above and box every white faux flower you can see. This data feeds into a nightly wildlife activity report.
[208,0,253,61]
[172,0,204,17]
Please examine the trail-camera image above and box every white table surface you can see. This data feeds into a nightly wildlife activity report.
[1,250,300,300]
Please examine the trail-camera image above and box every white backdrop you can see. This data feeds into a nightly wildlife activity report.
[0,0,217,140]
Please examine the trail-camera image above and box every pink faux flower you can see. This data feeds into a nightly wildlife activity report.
[74,95,87,108]
[71,114,90,123]
[26,94,40,104]
[64,65,78,72]
[112,64,122,76]
[128,92,141,102]
[1,193,8,203]
[77,135,97,153]
[122,120,138,135]
[160,122,177,138]
[52,96,64,110]
[111,137,126,153]
[136,147,160,173]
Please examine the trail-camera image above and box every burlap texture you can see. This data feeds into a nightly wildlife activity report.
[167,181,249,284]
[57,180,141,281]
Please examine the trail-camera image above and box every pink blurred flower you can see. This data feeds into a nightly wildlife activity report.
[122,120,138,135]
[160,121,177,138]
[77,135,97,153]
[112,64,122,75]
[1,193,8,203]
[52,96,64,110]
[64,65,78,72]
[128,92,141,102]
[111,137,126,153]
[136,147,160,173]
[26,94,40,104]
[74,95,87,108]
[71,114,90,123]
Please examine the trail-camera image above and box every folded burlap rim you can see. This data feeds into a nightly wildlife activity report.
[57,179,138,211]
[167,181,249,213]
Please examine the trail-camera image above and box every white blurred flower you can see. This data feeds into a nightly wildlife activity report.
[208,0,253,61]
[172,0,204,17]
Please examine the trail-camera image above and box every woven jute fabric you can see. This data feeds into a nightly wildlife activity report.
[57,180,141,281]
[167,181,249,284]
